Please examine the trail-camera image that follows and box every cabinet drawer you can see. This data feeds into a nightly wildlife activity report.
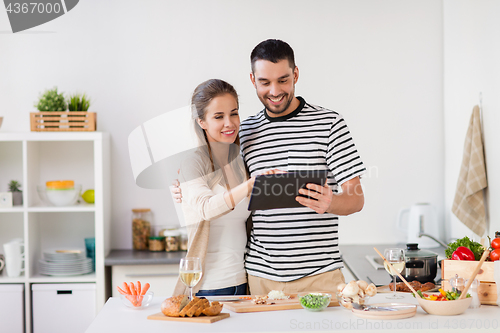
[112,264,178,297]
[0,284,24,333]
[32,283,96,333]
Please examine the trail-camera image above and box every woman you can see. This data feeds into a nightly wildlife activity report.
[173,79,255,296]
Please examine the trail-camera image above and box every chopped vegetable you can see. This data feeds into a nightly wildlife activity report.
[118,282,150,307]
[445,236,484,261]
[300,293,330,310]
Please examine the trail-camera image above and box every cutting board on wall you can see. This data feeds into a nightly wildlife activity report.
[221,294,339,313]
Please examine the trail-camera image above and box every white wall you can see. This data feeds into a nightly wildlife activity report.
[443,0,500,241]
[0,0,445,248]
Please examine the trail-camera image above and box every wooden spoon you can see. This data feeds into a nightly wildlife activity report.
[373,247,424,299]
[458,249,490,300]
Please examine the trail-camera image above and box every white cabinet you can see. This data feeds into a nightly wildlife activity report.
[0,284,24,333]
[112,264,179,298]
[0,132,110,333]
[32,283,96,333]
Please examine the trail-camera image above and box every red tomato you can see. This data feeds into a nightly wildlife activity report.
[491,238,500,250]
[490,249,500,261]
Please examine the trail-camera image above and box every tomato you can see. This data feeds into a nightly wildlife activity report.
[490,248,500,261]
[491,238,500,250]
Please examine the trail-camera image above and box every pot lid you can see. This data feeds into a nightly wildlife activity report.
[405,243,438,258]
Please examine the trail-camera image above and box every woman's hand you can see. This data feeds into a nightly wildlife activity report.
[260,168,286,175]
[171,179,182,203]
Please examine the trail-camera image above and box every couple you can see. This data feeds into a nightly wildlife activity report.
[173,39,366,297]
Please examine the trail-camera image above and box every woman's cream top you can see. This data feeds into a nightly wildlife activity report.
[178,150,249,291]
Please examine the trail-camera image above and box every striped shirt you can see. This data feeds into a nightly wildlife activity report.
[240,97,366,282]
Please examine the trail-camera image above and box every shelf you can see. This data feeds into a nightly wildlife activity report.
[0,207,24,213]
[30,272,97,283]
[28,204,95,213]
[0,275,26,283]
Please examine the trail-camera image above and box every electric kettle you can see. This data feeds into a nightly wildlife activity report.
[397,203,444,248]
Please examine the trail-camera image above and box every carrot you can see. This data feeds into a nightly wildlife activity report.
[138,283,150,306]
[116,286,127,295]
[141,283,150,296]
[123,282,132,294]
[137,281,141,296]
[129,282,137,295]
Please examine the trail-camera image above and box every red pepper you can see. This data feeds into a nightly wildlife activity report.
[451,246,475,260]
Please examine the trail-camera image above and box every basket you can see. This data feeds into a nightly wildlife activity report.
[30,112,96,132]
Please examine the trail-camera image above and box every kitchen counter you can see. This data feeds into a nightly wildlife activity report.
[105,250,186,266]
[86,294,499,333]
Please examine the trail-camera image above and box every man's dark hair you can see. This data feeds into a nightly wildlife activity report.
[250,39,295,72]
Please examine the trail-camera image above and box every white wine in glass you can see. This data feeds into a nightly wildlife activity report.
[179,257,202,300]
[384,248,405,299]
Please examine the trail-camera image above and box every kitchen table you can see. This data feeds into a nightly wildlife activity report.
[86,294,499,333]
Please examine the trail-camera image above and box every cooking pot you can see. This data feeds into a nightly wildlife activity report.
[399,243,438,283]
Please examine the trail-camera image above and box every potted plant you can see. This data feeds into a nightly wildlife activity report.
[68,93,91,111]
[31,88,96,132]
[8,180,22,206]
[34,87,67,111]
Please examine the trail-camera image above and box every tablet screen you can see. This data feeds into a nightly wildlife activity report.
[247,170,328,210]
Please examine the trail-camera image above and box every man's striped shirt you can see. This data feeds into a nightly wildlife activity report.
[239,97,366,282]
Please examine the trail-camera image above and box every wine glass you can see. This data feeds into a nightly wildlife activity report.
[179,257,202,300]
[384,248,405,299]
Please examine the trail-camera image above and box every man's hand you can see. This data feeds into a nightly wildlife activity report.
[296,183,333,214]
[295,177,364,215]
[171,179,182,203]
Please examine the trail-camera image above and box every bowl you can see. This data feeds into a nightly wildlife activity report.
[37,185,81,206]
[416,296,472,316]
[336,292,370,310]
[120,291,154,309]
[298,292,331,311]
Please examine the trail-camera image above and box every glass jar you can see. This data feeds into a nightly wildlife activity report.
[179,228,188,251]
[149,236,165,252]
[162,229,180,252]
[132,208,152,250]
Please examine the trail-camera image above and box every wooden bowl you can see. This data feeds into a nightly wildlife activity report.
[416,296,472,316]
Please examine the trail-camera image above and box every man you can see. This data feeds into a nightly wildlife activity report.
[174,39,365,294]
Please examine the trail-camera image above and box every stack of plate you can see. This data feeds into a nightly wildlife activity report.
[39,250,93,276]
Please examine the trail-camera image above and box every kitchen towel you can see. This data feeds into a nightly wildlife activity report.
[451,105,488,236]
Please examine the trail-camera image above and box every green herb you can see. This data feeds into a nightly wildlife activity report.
[34,87,67,111]
[67,93,91,111]
[445,236,484,261]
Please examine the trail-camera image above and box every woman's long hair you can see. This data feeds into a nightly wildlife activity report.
[191,79,245,187]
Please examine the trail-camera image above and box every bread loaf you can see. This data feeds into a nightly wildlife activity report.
[161,295,189,317]
[202,301,223,316]
[161,295,222,317]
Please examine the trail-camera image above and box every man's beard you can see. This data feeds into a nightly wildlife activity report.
[261,91,295,115]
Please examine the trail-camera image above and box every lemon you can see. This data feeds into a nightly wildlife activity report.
[82,189,95,204]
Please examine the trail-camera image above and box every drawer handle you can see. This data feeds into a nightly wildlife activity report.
[57,290,72,295]
[125,273,178,278]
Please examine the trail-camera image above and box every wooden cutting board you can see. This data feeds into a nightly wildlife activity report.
[147,312,230,323]
[222,294,339,313]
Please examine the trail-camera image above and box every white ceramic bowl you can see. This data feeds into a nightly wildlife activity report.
[37,185,81,206]
[417,296,472,316]
[120,291,154,309]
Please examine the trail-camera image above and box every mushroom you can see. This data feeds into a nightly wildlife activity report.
[356,280,368,292]
[342,281,360,297]
[336,283,347,294]
[365,283,377,297]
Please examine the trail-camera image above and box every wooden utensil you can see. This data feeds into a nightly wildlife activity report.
[373,247,424,299]
[458,249,490,300]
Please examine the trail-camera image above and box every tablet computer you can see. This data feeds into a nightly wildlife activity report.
[247,170,328,211]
